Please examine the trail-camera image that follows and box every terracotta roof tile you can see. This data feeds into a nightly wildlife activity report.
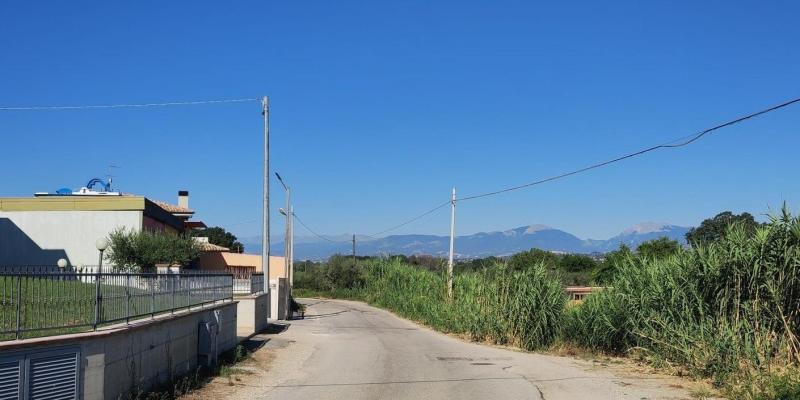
[199,242,230,252]
[152,200,193,214]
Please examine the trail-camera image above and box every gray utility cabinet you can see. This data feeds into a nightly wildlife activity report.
[197,321,219,368]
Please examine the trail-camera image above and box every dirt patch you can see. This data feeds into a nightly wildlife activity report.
[181,338,282,399]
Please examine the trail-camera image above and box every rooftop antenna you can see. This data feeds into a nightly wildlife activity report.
[106,164,119,191]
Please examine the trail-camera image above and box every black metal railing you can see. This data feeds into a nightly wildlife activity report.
[0,269,233,341]
[233,272,265,295]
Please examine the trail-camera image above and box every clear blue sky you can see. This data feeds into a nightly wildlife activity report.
[1,1,798,244]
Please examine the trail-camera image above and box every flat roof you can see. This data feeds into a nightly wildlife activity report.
[0,196,186,231]
[0,196,146,211]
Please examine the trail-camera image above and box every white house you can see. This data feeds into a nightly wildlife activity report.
[0,191,200,268]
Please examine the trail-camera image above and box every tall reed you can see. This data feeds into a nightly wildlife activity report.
[296,209,800,398]
[357,258,567,350]
[565,208,800,396]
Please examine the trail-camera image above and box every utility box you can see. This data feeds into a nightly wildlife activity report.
[269,278,288,320]
[198,321,219,368]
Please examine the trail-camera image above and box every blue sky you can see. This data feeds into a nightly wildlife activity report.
[1,1,799,244]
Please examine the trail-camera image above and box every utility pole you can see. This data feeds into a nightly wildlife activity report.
[261,96,271,310]
[283,187,290,282]
[284,187,291,318]
[289,204,294,288]
[276,172,291,320]
[352,234,356,268]
[447,187,456,299]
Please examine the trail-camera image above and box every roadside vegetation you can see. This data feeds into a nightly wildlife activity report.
[294,209,800,399]
[124,344,252,399]
[107,228,201,272]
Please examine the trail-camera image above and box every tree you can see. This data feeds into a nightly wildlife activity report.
[457,256,502,272]
[324,254,363,290]
[559,253,597,272]
[508,248,559,271]
[593,244,632,284]
[408,254,446,271]
[190,226,244,252]
[106,229,201,272]
[685,211,761,246]
[636,237,681,259]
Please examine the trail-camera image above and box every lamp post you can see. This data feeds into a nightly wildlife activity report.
[94,237,109,330]
[57,258,68,279]
[95,238,109,273]
[276,171,293,319]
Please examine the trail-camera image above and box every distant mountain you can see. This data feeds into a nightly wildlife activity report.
[595,223,690,252]
[243,222,691,260]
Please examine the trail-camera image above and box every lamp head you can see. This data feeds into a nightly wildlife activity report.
[95,237,109,251]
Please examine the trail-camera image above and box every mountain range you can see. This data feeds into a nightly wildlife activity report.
[240,223,691,260]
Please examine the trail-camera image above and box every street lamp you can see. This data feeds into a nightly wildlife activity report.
[57,258,68,277]
[276,172,293,319]
[95,237,109,273]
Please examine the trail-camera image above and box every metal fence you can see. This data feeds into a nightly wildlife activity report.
[233,272,264,295]
[0,270,233,341]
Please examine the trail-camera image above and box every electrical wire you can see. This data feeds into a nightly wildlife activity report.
[353,96,800,238]
[293,213,351,243]
[236,96,799,240]
[368,201,451,237]
[0,97,260,111]
[12,94,794,242]
[459,96,800,202]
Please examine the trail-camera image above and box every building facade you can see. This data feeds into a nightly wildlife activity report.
[0,195,189,268]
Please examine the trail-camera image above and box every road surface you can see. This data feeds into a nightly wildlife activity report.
[220,299,693,400]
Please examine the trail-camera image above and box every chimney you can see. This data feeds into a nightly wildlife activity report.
[178,190,189,209]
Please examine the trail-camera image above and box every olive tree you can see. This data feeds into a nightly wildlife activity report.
[106,228,201,272]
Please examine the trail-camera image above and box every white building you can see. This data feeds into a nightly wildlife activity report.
[0,191,197,268]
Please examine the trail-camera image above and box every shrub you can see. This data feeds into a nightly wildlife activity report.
[106,228,200,272]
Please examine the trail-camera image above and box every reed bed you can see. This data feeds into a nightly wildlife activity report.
[566,210,800,398]
[297,209,800,398]
[355,258,567,350]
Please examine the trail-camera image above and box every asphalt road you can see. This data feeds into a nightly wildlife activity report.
[240,299,692,400]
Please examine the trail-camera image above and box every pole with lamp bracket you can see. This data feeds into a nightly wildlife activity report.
[94,238,109,330]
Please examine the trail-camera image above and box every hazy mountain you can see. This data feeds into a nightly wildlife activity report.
[595,223,690,252]
[242,222,691,260]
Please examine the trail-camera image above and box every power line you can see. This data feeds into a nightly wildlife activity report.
[0,97,260,111]
[293,213,350,244]
[354,96,800,238]
[459,96,800,202]
[369,201,451,237]
[288,96,800,238]
[225,218,260,227]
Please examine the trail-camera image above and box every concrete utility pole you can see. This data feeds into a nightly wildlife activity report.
[284,188,291,286]
[261,96,271,308]
[448,187,456,299]
[352,234,356,267]
[276,172,291,319]
[289,204,294,288]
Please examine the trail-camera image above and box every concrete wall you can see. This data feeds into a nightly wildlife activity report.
[0,302,237,400]
[0,210,143,267]
[235,293,270,338]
